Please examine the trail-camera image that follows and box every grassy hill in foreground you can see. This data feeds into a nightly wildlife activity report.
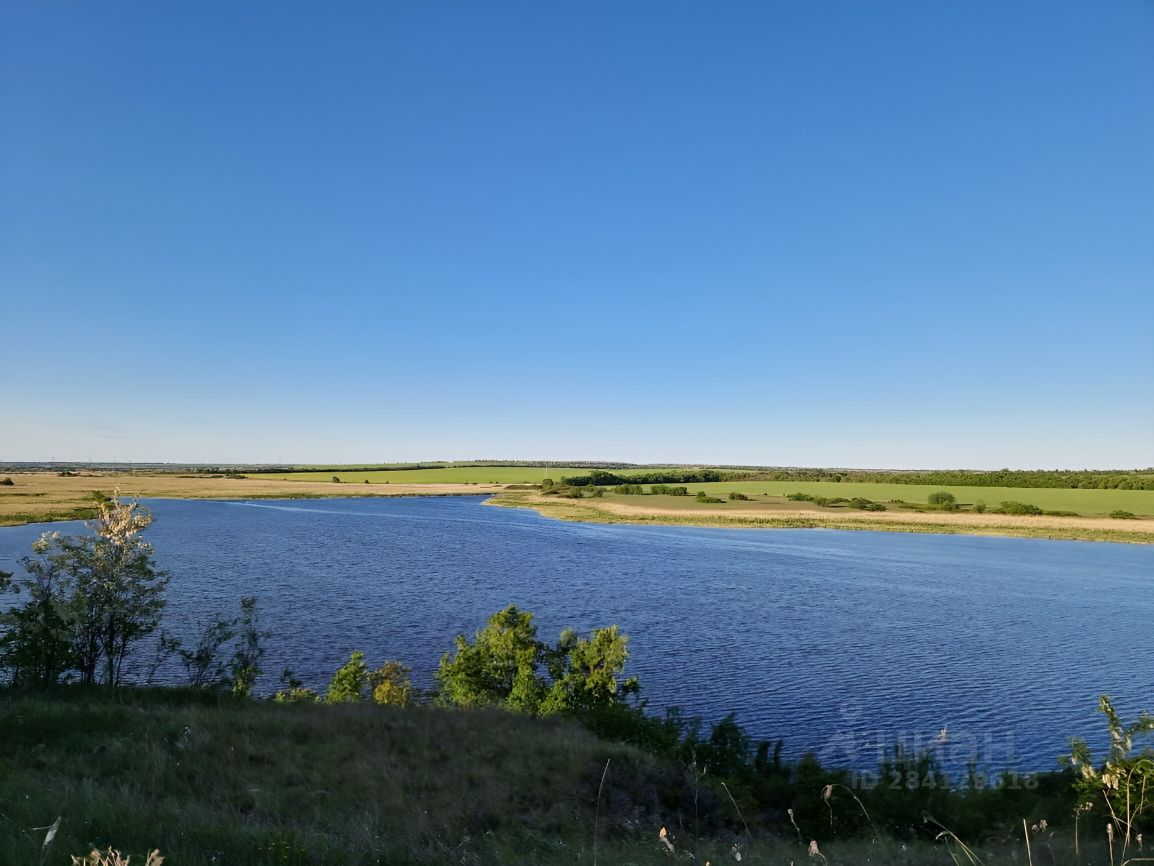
[0,689,1114,866]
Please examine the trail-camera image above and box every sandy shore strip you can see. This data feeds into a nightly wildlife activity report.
[488,492,1154,544]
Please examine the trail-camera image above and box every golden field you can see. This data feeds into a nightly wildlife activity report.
[0,472,496,526]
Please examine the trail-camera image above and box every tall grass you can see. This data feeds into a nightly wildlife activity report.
[0,687,1139,865]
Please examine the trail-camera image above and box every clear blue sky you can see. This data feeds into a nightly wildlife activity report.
[2,1,1151,468]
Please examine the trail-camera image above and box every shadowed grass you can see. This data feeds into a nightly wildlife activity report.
[0,688,700,865]
[0,688,1125,865]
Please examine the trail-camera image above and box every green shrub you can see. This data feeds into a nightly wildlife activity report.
[728,492,749,501]
[695,492,724,504]
[1110,510,1137,519]
[998,501,1043,515]
[786,492,814,502]
[0,476,13,486]
[848,497,886,511]
[650,485,689,496]
[371,660,415,707]
[326,651,369,703]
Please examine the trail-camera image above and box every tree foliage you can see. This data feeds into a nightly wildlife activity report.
[159,596,270,694]
[370,660,415,707]
[437,605,637,717]
[326,651,370,703]
[1065,694,1154,839]
[0,493,169,687]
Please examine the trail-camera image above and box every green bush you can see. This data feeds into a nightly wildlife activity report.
[927,491,959,510]
[849,497,886,511]
[998,501,1043,516]
[728,492,749,501]
[695,492,724,504]
[0,476,13,486]
[650,485,689,496]
[326,651,370,703]
[1110,510,1137,519]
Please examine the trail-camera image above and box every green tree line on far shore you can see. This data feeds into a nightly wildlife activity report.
[560,467,1154,491]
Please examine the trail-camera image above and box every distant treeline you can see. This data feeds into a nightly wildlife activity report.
[560,467,1154,491]
[238,464,448,475]
[561,469,727,486]
[238,460,641,475]
[211,463,1154,490]
[725,469,1154,490]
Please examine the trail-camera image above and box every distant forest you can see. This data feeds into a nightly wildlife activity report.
[725,468,1154,490]
[562,468,1154,491]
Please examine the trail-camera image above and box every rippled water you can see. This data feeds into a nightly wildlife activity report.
[1,496,1150,772]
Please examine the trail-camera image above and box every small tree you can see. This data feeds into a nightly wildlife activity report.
[437,606,546,712]
[1,494,168,688]
[273,668,320,703]
[927,491,956,507]
[1,544,79,687]
[229,596,270,698]
[438,606,639,718]
[371,660,415,706]
[166,612,236,689]
[327,651,370,703]
[541,625,637,715]
[77,494,170,686]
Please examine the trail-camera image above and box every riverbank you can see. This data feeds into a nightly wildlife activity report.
[5,472,1153,543]
[0,472,497,526]
[489,490,1154,544]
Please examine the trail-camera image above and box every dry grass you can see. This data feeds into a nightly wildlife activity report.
[492,492,1154,544]
[0,472,496,526]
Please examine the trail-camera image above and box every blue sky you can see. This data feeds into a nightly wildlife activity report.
[2,1,1151,468]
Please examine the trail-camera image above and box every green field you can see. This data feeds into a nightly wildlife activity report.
[656,480,1154,516]
[263,468,1154,516]
[256,466,595,485]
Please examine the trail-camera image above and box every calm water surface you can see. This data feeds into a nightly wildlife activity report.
[1,496,1150,772]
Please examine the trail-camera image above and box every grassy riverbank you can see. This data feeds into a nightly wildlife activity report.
[4,469,1152,543]
[0,688,1108,866]
[490,491,1154,544]
[0,473,494,527]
